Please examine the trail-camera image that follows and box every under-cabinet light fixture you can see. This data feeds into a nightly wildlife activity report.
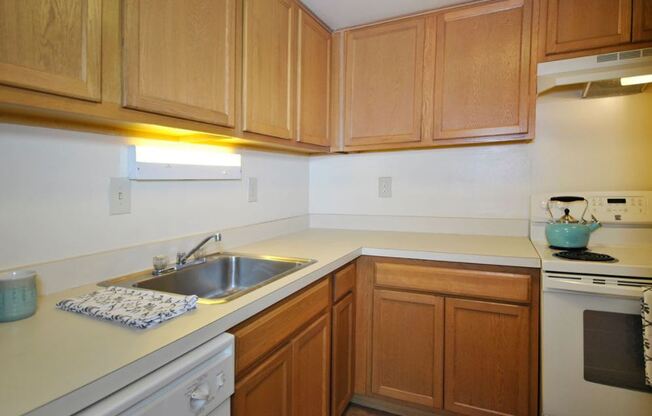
[127,144,241,180]
[620,74,652,86]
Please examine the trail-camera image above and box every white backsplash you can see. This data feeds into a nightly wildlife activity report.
[310,88,652,232]
[2,88,651,294]
[0,124,310,288]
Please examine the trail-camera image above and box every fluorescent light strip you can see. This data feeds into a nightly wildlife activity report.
[134,146,241,167]
[620,74,652,86]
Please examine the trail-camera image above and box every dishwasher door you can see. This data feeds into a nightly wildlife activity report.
[77,333,234,416]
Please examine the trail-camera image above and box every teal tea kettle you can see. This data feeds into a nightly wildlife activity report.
[545,196,601,249]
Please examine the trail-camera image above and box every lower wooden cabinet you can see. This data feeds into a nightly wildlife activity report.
[355,257,539,416]
[371,289,444,410]
[444,298,530,416]
[331,292,355,416]
[230,264,357,416]
[292,313,331,416]
[233,344,293,416]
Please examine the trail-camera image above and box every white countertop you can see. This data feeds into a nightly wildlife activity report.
[0,229,540,416]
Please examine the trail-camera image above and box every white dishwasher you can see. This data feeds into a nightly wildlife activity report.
[77,333,234,416]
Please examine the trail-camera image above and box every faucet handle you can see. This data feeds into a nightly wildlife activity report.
[176,252,187,265]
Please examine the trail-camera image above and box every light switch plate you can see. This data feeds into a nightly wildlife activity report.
[378,177,392,198]
[248,177,258,202]
[109,177,131,215]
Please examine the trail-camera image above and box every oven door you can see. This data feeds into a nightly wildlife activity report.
[542,274,652,416]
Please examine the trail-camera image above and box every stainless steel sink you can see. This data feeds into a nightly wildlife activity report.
[100,253,316,304]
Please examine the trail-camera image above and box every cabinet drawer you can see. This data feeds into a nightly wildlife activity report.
[374,262,531,303]
[333,263,356,301]
[231,278,330,375]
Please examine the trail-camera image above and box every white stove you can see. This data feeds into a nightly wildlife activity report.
[531,191,652,416]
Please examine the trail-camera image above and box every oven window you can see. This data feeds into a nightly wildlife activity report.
[584,310,652,393]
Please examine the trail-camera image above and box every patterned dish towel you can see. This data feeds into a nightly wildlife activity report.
[643,287,652,387]
[56,286,198,329]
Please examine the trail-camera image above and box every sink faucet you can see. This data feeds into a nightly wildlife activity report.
[177,233,222,266]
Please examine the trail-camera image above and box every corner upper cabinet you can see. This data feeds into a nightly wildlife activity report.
[432,0,533,141]
[0,0,101,101]
[343,17,425,147]
[122,0,236,126]
[542,0,633,57]
[243,0,295,140]
[297,9,331,147]
[634,0,652,41]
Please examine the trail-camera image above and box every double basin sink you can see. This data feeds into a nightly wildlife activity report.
[101,253,316,304]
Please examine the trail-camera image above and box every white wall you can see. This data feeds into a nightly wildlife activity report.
[310,88,652,224]
[531,87,652,192]
[0,124,309,271]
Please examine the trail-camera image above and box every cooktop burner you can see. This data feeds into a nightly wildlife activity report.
[553,250,618,262]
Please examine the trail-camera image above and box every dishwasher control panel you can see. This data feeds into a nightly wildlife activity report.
[78,333,234,416]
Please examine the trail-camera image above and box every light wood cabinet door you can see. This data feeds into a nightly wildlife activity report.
[122,0,236,126]
[634,0,652,41]
[544,0,632,55]
[331,292,355,416]
[233,343,293,416]
[243,0,295,139]
[371,289,444,409]
[344,17,425,146]
[433,0,532,140]
[0,0,101,101]
[297,9,330,147]
[444,298,530,416]
[292,313,330,416]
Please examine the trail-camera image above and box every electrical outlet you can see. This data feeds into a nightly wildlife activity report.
[378,177,392,198]
[248,177,258,202]
[109,177,131,215]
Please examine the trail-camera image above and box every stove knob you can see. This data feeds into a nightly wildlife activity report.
[189,382,210,412]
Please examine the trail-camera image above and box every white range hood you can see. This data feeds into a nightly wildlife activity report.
[537,47,652,95]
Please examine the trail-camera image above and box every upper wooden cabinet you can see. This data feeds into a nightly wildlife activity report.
[540,0,652,61]
[432,0,533,140]
[543,0,632,55]
[122,0,236,126]
[634,0,652,41]
[242,0,296,140]
[343,17,425,147]
[0,0,101,101]
[297,9,331,147]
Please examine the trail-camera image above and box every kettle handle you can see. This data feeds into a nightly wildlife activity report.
[550,196,585,203]
[547,196,589,222]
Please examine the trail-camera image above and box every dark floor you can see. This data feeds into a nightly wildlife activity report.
[344,404,397,416]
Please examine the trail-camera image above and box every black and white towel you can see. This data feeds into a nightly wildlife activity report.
[643,286,652,387]
[56,286,198,329]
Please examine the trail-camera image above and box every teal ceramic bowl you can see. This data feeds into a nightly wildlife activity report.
[0,270,37,322]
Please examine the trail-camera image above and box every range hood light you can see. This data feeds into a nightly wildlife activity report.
[620,74,652,86]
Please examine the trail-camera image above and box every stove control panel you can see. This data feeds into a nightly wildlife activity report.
[532,191,652,224]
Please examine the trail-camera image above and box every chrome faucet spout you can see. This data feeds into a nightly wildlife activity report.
[177,233,222,265]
